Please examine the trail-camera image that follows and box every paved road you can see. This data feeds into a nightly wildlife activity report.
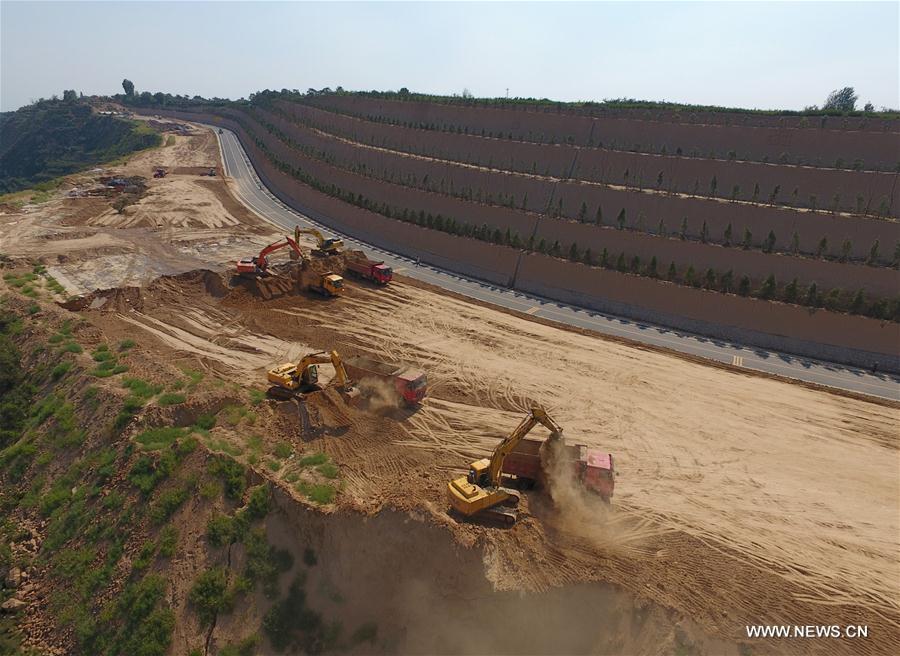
[212,126,900,402]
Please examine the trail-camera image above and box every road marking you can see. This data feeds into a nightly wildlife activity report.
[394,267,408,273]
[732,355,744,367]
[526,306,540,315]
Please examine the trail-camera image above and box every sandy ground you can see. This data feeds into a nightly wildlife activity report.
[2,125,897,655]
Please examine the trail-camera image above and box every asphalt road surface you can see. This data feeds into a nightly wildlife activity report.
[212,126,899,402]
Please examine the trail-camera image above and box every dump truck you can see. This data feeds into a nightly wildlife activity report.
[346,258,392,285]
[343,356,426,406]
[308,272,344,297]
[502,439,615,502]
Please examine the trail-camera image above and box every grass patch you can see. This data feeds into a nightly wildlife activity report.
[157,392,186,407]
[121,377,163,399]
[206,437,243,457]
[220,404,255,426]
[248,388,266,405]
[294,481,337,505]
[266,460,281,472]
[179,367,204,388]
[316,462,339,479]
[194,414,216,430]
[299,452,328,467]
[91,364,128,377]
[92,348,115,362]
[60,341,83,353]
[27,302,40,315]
[135,427,185,451]
[118,338,135,351]
[273,442,292,459]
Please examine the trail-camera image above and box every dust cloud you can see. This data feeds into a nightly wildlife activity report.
[541,440,664,558]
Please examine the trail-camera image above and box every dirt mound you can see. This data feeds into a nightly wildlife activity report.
[59,285,143,312]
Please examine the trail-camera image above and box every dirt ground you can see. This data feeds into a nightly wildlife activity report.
[3,127,897,655]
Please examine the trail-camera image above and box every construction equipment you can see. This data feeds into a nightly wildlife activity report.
[267,350,359,403]
[447,404,563,526]
[236,237,305,277]
[343,356,426,406]
[153,168,167,178]
[308,272,344,297]
[295,226,344,256]
[346,257,392,285]
[503,440,615,502]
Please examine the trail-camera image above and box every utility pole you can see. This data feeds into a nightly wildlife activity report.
[506,88,509,99]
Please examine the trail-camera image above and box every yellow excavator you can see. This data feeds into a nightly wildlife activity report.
[447,404,563,526]
[294,226,344,256]
[266,350,359,403]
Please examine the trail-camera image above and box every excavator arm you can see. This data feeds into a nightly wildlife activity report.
[486,405,562,487]
[295,226,343,253]
[238,236,305,275]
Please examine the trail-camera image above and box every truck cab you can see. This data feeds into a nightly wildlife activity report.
[578,449,615,501]
[397,370,427,405]
[372,263,393,284]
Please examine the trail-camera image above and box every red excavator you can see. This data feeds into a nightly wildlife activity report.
[235,237,305,276]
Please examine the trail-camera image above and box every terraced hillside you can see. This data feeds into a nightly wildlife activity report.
[134,92,900,370]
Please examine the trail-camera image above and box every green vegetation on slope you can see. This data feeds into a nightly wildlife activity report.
[0,99,161,194]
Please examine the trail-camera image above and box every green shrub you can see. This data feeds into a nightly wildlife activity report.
[158,526,178,558]
[219,635,258,656]
[246,485,270,520]
[351,622,378,646]
[244,528,293,599]
[118,339,136,351]
[150,485,189,524]
[61,341,83,353]
[51,361,72,380]
[210,456,246,500]
[248,389,266,405]
[157,393,186,407]
[274,442,292,459]
[195,414,216,430]
[189,567,233,625]
[92,349,115,362]
[206,514,235,547]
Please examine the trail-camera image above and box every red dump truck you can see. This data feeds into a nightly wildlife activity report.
[343,356,426,406]
[502,439,615,502]
[346,258,392,285]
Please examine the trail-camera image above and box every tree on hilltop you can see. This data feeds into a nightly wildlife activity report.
[823,87,857,112]
[122,79,135,97]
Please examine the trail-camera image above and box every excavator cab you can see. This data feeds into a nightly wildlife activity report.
[467,459,492,487]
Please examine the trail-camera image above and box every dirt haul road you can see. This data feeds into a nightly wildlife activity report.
[2,125,897,655]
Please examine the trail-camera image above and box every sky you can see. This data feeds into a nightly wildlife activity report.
[2,1,898,112]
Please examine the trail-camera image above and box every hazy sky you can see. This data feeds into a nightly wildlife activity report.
[2,1,898,112]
